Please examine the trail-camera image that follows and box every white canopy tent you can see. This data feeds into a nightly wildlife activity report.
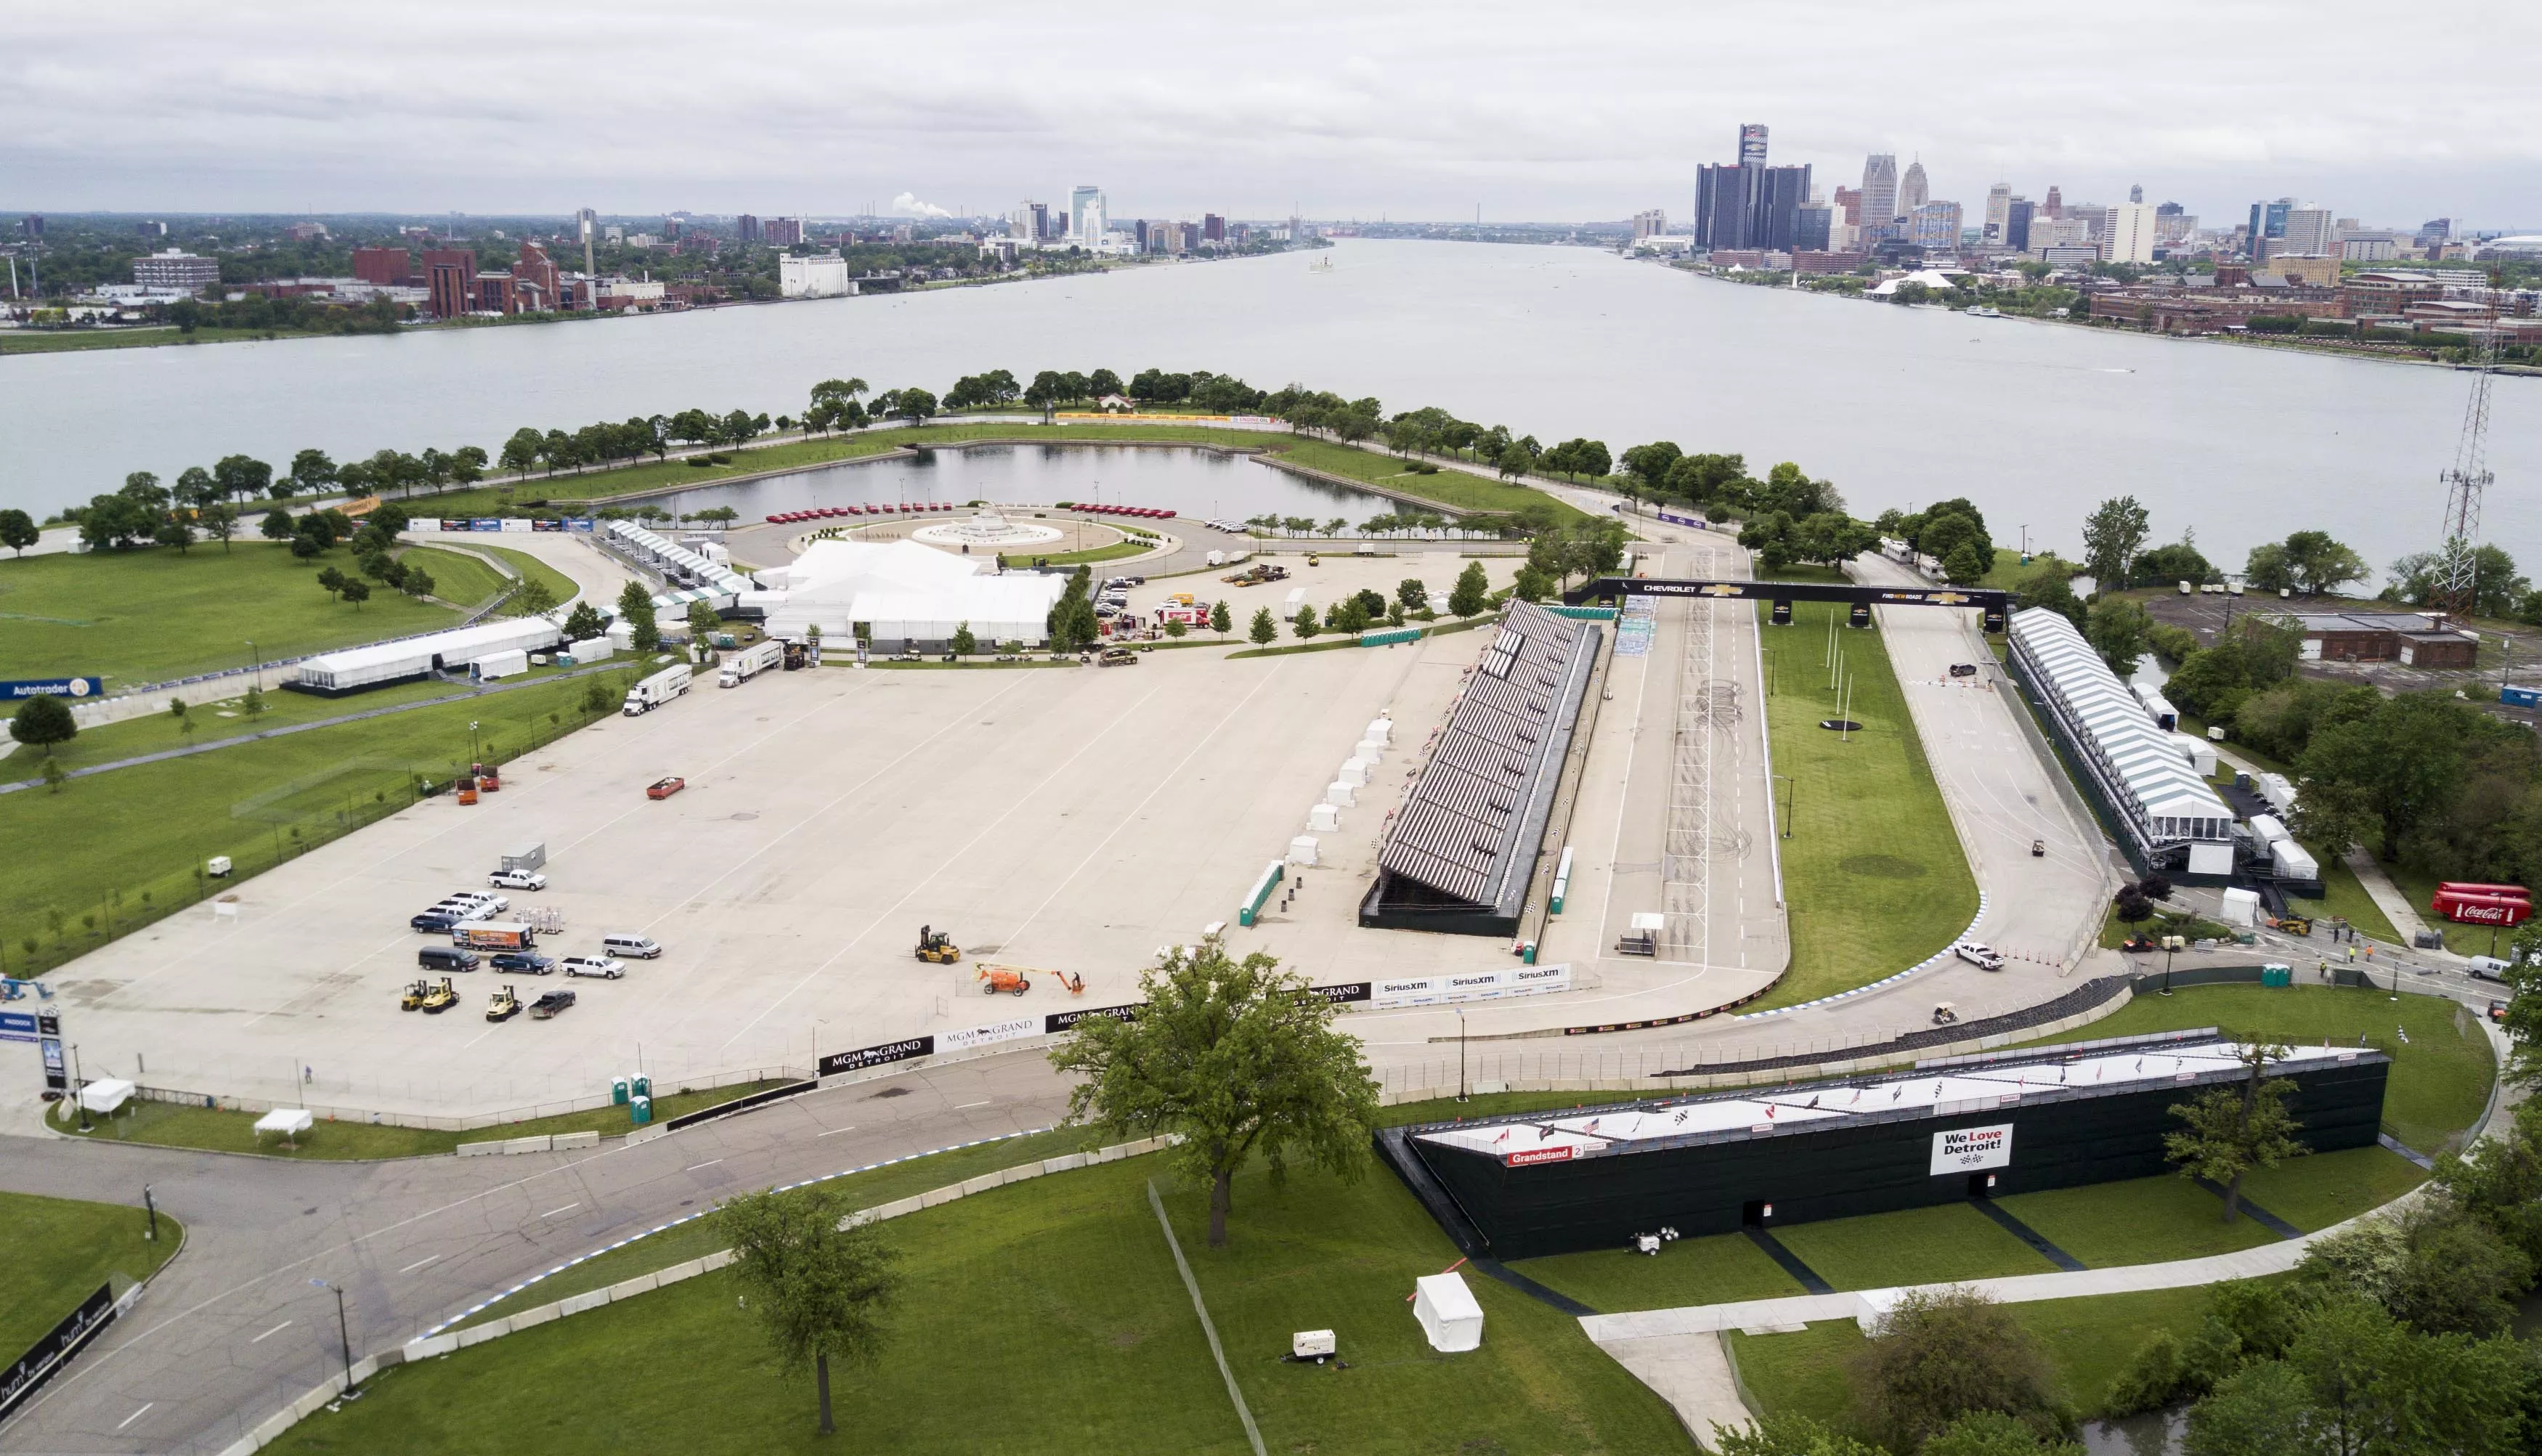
[1413,1272,1484,1352]
[78,1078,135,1114]
[755,540,1068,648]
[254,1107,316,1147]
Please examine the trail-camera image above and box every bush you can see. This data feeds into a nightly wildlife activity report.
[2102,1328,2187,1416]
[1853,1288,2068,1449]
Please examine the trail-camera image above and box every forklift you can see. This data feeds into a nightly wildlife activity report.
[486,984,521,1022]
[916,925,962,965]
[418,977,459,1014]
[399,978,434,1012]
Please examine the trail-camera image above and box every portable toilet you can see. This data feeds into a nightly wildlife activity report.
[630,1094,652,1125]
[1365,718,1393,747]
[1307,802,1341,832]
[1413,1272,1484,1353]
[612,1076,630,1106]
[1338,758,1371,787]
[1325,781,1356,808]
[1287,836,1320,866]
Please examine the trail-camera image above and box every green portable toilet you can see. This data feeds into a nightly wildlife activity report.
[631,1073,652,1099]
[630,1094,652,1125]
[612,1076,630,1106]
[2261,963,2292,987]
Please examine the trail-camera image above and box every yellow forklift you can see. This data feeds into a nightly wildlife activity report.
[399,978,434,1012]
[418,977,458,1014]
[486,984,521,1022]
[916,925,962,965]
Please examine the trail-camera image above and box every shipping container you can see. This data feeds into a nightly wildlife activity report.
[503,842,547,873]
[2504,684,2542,709]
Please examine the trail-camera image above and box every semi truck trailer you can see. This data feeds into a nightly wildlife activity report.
[718,640,782,688]
[623,664,694,715]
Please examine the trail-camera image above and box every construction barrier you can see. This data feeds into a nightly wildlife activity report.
[1238,861,1285,927]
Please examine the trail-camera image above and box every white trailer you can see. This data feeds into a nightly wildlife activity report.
[622,664,693,715]
[718,640,782,688]
[474,648,530,681]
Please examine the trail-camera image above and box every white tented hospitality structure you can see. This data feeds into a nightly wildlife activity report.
[749,539,1068,649]
[2007,607,2235,879]
[605,521,752,621]
[293,617,564,696]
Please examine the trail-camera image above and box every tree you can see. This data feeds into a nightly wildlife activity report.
[0,508,36,556]
[198,501,239,552]
[2085,595,2154,675]
[1712,1417,1885,1456]
[617,580,660,653]
[893,387,938,426]
[1941,540,1990,585]
[315,566,346,600]
[562,602,607,643]
[1853,1288,2063,1450]
[1448,561,1490,617]
[2243,542,2298,596]
[718,1184,902,1435]
[401,566,436,599]
[1620,442,1684,495]
[153,515,194,553]
[2185,1359,2317,1456]
[684,599,721,651]
[1209,600,1231,639]
[288,448,338,498]
[340,579,371,610]
[1248,606,1278,646]
[2165,1044,2305,1221]
[1922,1410,2085,1456]
[1292,603,1320,638]
[8,694,77,754]
[513,578,559,621]
[2081,495,2151,588]
[1049,940,1379,1247]
[2281,531,2368,598]
[500,428,545,478]
[1397,577,1429,614]
[212,454,274,505]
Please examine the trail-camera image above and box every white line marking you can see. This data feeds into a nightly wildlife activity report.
[397,1255,440,1274]
[815,1124,859,1136]
[683,1159,723,1171]
[248,1319,292,1343]
[537,1203,580,1219]
[954,1100,992,1110]
[116,1403,154,1431]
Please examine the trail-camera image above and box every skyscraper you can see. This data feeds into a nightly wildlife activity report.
[1983,184,2012,243]
[2106,202,2159,264]
[1695,126,1810,251]
[1739,124,1769,166]
[2246,198,2293,259]
[1899,160,1929,216]
[2281,206,2336,257]
[1907,201,1961,249]
[1859,155,1899,241]
[2043,186,2063,218]
[1069,187,1105,242]
[2005,198,2034,252]
[737,213,761,244]
[2129,183,2145,204]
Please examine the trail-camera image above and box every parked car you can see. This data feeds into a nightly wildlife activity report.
[488,869,548,892]
[490,951,556,975]
[530,989,577,1019]
[1100,646,1140,667]
[418,945,481,973]
[2492,1000,2510,1024]
[561,956,625,980]
[2466,955,2514,981]
[1949,663,1978,678]
[411,911,463,933]
[646,777,686,800]
[601,934,662,960]
[1953,941,2007,971]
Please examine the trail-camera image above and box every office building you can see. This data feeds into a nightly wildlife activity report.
[2106,202,2159,264]
[577,207,596,283]
[1983,184,2012,243]
[2005,198,2035,253]
[1907,201,1962,250]
[134,221,167,237]
[2246,198,2293,259]
[422,248,476,318]
[352,246,413,286]
[2068,205,2109,246]
[2281,207,2336,259]
[1631,210,1669,241]
[2417,218,2453,248]
[131,248,220,293]
[1899,160,1930,216]
[765,217,805,247]
[737,213,762,245]
[1793,200,1831,252]
[1695,124,1811,251]
[779,253,854,298]
[1203,213,1227,244]
[1859,155,1899,241]
[1068,187,1104,243]
[2155,203,2193,244]
[514,242,560,311]
[2044,186,2063,217]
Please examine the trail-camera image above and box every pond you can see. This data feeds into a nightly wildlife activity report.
[639,444,1410,533]
[2081,1409,2188,1456]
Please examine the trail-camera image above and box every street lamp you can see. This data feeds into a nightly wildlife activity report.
[468,720,481,770]
[1455,1009,1469,1103]
[143,1184,158,1243]
[309,1278,361,1400]
[71,1043,90,1131]
[1772,774,1795,839]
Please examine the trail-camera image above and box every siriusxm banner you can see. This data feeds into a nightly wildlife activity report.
[1,678,102,701]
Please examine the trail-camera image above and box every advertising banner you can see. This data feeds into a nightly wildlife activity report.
[0,1283,113,1420]
[1930,1123,2015,1176]
[0,1012,34,1044]
[1044,1004,1139,1035]
[1302,982,1371,1006]
[1371,964,1572,1008]
[0,678,102,701]
[1508,1144,1574,1166]
[817,1036,933,1077]
[940,1017,1040,1053]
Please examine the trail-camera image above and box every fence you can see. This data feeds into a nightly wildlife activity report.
[106,1062,813,1133]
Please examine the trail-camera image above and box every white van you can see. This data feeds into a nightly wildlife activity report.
[601,933,663,960]
[2466,955,2515,981]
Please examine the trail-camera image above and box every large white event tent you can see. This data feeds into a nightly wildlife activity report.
[751,540,1068,648]
[293,617,564,695]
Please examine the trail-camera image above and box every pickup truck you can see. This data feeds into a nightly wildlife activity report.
[530,989,577,1019]
[561,956,625,980]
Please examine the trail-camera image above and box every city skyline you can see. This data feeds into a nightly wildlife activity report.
[4,1,2537,228]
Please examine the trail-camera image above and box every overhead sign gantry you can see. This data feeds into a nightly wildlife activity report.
[1562,577,2010,633]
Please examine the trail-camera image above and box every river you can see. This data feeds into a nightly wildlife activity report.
[5,240,2531,576]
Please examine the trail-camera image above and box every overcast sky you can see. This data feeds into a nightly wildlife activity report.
[7,1,2537,229]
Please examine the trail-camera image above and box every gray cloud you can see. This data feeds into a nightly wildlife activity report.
[3,0,2535,227]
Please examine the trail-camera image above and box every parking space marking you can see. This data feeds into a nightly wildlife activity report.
[116,1403,154,1431]
[248,1320,292,1343]
[954,1100,991,1110]
[684,1159,723,1171]
[537,1203,580,1219]
[397,1254,441,1274]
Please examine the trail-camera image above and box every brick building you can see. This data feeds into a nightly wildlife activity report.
[352,247,413,285]
[422,249,476,318]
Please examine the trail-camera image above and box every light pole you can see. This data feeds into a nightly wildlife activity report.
[468,720,481,770]
[71,1043,90,1131]
[309,1278,360,1400]
[143,1184,159,1243]
[246,640,259,678]
[1455,1009,1469,1103]
[1773,774,1795,838]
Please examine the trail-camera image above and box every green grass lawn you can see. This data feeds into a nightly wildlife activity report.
[0,673,615,978]
[1277,439,1593,521]
[1750,601,1977,1010]
[1996,1176,2281,1265]
[267,1153,1689,1456]
[57,1079,795,1161]
[1774,1203,2055,1290]
[0,326,306,355]
[7,678,472,779]
[2238,1145,2432,1232]
[397,545,510,608]
[2021,983,2493,1155]
[2312,854,2403,944]
[2381,861,2514,958]
[1026,539,1156,566]
[1729,1283,2230,1430]
[0,542,460,688]
[474,545,576,605]
[0,1192,182,1360]
[1522,1230,1804,1311]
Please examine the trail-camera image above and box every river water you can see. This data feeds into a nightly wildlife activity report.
[5,240,2532,575]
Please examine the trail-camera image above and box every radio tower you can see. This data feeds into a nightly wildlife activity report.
[2434,270,2505,617]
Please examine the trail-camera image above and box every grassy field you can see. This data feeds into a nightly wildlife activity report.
[476,545,576,605]
[0,1192,183,1361]
[2312,855,2403,943]
[1776,1202,2055,1289]
[2381,861,2511,957]
[1729,1284,2225,1429]
[2022,982,2493,1155]
[0,672,617,979]
[396,545,510,609]
[1028,539,1156,566]
[0,326,306,356]
[267,1153,1690,1456]
[5,678,473,779]
[57,1079,796,1160]
[0,542,460,688]
[1524,1230,1809,1311]
[1750,601,1977,1010]
[1275,440,1594,521]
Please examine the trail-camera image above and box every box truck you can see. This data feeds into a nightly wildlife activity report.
[718,640,782,688]
[623,664,693,715]
[452,922,536,951]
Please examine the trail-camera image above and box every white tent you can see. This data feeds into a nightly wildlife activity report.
[255,1107,316,1147]
[78,1078,135,1113]
[1413,1272,1484,1352]
[756,539,1066,647]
